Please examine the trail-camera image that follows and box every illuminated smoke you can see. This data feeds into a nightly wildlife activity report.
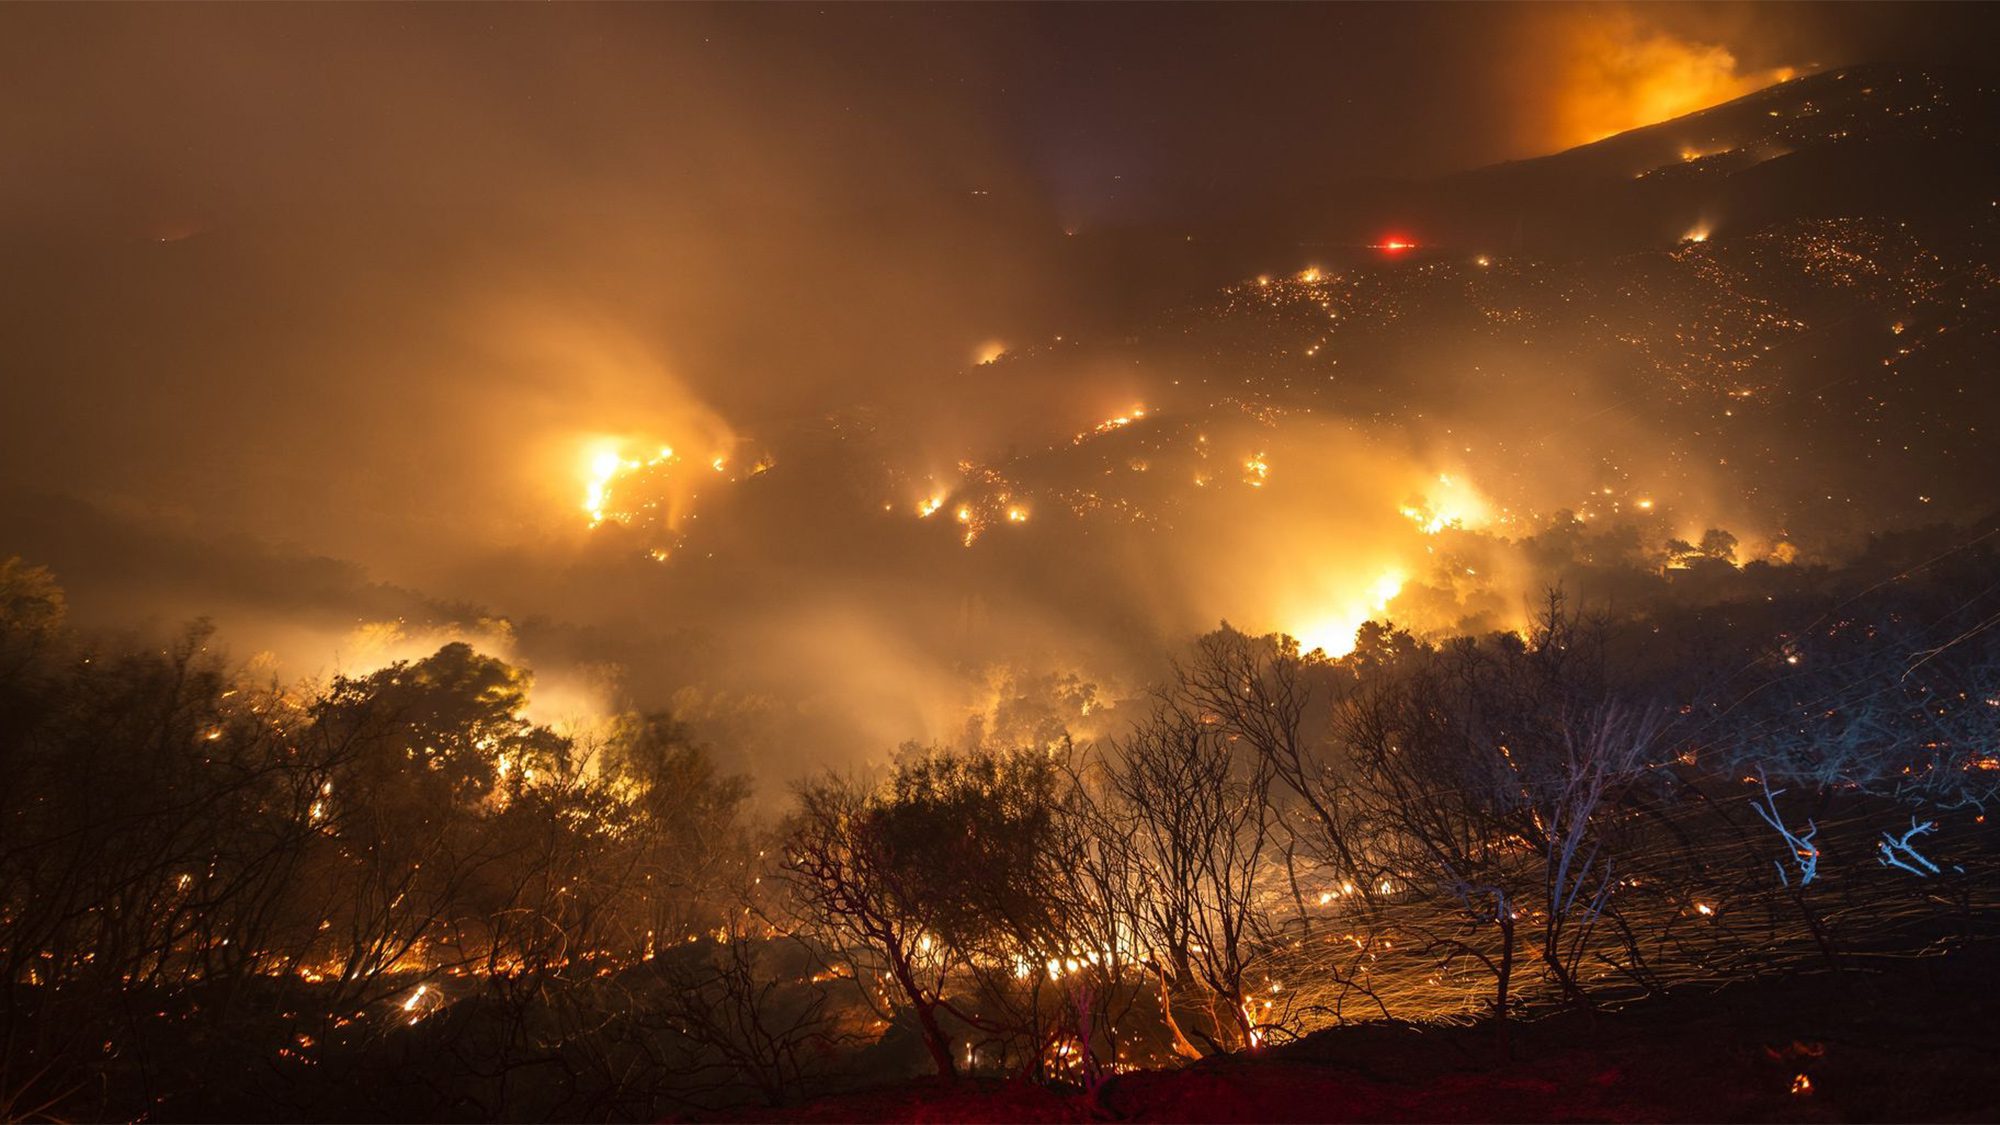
[1517,8,1797,152]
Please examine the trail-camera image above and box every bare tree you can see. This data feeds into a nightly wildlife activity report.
[1109,701,1276,1052]
[1336,595,1666,1016]
[1176,629,1366,900]
[780,775,960,1078]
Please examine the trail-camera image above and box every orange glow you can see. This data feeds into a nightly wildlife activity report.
[583,443,675,525]
[1290,568,1404,658]
[577,432,748,537]
[1398,472,1492,535]
[1534,12,1796,151]
[1243,452,1270,487]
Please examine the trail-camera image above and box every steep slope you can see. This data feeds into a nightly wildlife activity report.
[569,68,2000,660]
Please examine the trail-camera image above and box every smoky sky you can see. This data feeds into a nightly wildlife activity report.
[1,5,1987,510]
[2,2,1996,782]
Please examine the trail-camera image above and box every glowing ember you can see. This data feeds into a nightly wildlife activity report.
[1243,453,1270,487]
[1102,407,1145,430]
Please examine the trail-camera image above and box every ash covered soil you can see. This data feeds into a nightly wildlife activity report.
[715,944,2000,1123]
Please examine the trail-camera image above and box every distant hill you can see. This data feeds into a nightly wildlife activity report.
[582,67,2000,592]
[1392,64,2000,256]
[1061,64,2000,314]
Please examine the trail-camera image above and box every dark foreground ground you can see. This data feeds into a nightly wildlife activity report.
[719,946,2000,1123]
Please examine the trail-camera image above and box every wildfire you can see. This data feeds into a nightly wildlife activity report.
[1079,406,1149,443]
[1400,473,1492,534]
[583,443,676,526]
[578,435,763,545]
[1371,572,1404,607]
[1542,11,1796,149]
[1291,568,1405,658]
[1243,453,1270,487]
[1677,144,1734,163]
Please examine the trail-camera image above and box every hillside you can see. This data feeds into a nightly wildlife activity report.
[732,945,2000,1123]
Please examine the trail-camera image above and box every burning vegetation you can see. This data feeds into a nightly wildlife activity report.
[3,4,2000,1116]
[5,522,2000,1118]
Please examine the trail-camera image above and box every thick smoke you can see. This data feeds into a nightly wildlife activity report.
[1,4,1982,790]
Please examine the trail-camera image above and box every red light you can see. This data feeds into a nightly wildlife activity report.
[1374,236,1415,253]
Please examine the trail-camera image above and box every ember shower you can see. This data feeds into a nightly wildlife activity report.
[4,3,2000,1122]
